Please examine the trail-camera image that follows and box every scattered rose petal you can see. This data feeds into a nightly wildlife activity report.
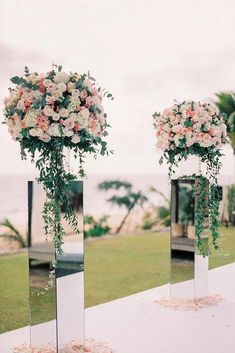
[155,294,223,311]
[13,339,114,353]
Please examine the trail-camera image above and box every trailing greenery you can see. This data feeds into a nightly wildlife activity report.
[3,65,113,286]
[153,100,227,255]
[181,175,221,255]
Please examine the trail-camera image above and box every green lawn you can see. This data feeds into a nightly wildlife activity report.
[85,231,170,307]
[0,227,234,333]
[0,253,29,332]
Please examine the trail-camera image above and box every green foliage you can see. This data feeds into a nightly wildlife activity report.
[227,184,235,223]
[0,218,27,248]
[84,214,111,238]
[178,185,195,224]
[98,180,132,191]
[181,175,221,256]
[215,92,235,151]
[157,206,171,226]
[3,65,114,287]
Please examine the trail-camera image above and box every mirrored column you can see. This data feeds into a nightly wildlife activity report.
[170,179,195,298]
[28,181,84,352]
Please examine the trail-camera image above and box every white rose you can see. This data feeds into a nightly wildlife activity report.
[52,113,60,121]
[59,108,69,118]
[53,71,70,84]
[44,105,54,116]
[29,128,41,137]
[68,100,80,112]
[57,83,67,93]
[25,110,37,127]
[63,127,74,137]
[78,108,89,121]
[45,95,54,104]
[52,90,62,100]
[47,123,61,137]
[27,73,39,85]
[71,89,80,98]
[69,113,78,120]
[39,134,51,143]
[32,91,42,100]
[83,79,91,88]
[71,135,81,144]
[43,79,53,88]
[67,82,76,92]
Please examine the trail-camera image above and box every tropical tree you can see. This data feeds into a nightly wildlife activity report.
[0,218,27,248]
[215,92,235,153]
[98,180,148,233]
[142,186,171,229]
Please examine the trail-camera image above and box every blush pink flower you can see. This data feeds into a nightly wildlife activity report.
[74,123,80,132]
[89,117,95,129]
[63,117,75,129]
[85,96,94,108]
[80,90,88,100]
[21,120,27,128]
[209,128,215,136]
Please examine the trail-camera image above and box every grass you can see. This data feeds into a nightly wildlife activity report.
[0,226,234,333]
[0,253,29,333]
[84,231,170,307]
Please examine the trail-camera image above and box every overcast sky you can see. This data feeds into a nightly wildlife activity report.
[0,0,235,177]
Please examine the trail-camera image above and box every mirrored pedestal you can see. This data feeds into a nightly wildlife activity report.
[28,181,84,352]
[170,178,208,299]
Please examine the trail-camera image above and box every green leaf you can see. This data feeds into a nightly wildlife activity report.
[184,120,193,127]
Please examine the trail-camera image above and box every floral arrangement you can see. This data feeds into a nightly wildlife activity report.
[3,64,113,281]
[153,100,227,180]
[153,100,228,255]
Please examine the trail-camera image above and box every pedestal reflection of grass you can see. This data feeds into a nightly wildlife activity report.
[0,227,234,333]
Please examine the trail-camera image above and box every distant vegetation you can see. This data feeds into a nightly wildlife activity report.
[98,180,148,233]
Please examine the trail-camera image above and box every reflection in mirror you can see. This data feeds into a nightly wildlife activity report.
[170,178,210,298]
[0,177,28,338]
[28,181,84,351]
[170,179,195,298]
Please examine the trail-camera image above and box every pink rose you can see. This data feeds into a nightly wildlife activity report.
[209,128,215,136]
[80,90,88,99]
[21,120,27,128]
[85,96,94,108]
[74,123,80,132]
[89,117,95,129]
[63,117,75,129]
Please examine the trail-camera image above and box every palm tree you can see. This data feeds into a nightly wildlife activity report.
[0,218,27,248]
[215,92,235,154]
[98,180,148,233]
